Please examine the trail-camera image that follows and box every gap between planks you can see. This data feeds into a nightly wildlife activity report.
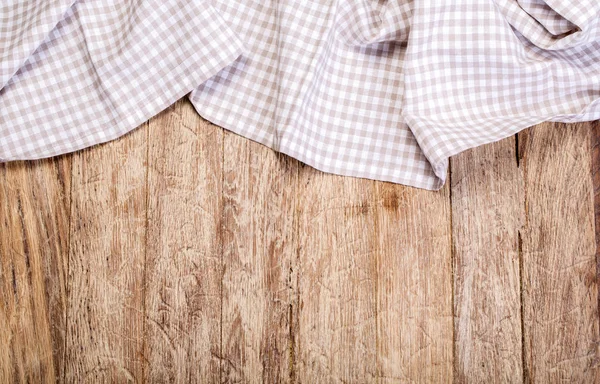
[1,100,599,383]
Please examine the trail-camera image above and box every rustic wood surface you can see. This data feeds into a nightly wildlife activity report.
[1,98,599,383]
[451,136,523,383]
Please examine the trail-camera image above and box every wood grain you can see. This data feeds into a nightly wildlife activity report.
[65,125,148,382]
[144,100,223,382]
[450,137,524,383]
[1,97,598,384]
[294,168,378,383]
[519,122,600,382]
[221,131,298,382]
[591,120,600,336]
[0,157,71,383]
[375,182,454,383]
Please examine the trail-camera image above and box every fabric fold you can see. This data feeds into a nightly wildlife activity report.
[402,0,600,187]
[1,0,77,89]
[0,0,243,161]
[493,0,600,50]
[335,0,413,46]
[1,0,599,190]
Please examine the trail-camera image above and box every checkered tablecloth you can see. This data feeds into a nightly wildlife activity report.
[2,0,599,190]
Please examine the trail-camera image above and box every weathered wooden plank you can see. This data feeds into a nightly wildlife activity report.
[591,120,600,333]
[375,182,453,383]
[144,100,223,382]
[0,157,71,383]
[220,132,298,382]
[65,126,148,382]
[520,122,600,382]
[294,168,378,383]
[450,137,524,382]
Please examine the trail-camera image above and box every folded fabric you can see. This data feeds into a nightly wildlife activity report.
[0,0,243,164]
[1,0,599,190]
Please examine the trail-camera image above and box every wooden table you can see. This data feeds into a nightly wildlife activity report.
[1,99,598,383]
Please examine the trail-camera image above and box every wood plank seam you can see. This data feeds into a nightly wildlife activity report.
[449,161,457,382]
[62,157,74,384]
[372,180,382,383]
[290,161,300,383]
[219,118,225,384]
[517,130,529,384]
[141,120,150,384]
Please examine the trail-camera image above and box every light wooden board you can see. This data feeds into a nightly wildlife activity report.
[1,99,599,383]
[294,169,378,382]
[519,123,600,382]
[65,123,148,382]
[375,181,454,382]
[221,130,298,382]
[144,101,223,382]
[0,158,71,383]
[451,137,524,383]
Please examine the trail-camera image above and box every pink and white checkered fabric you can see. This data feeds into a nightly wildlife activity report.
[2,0,599,190]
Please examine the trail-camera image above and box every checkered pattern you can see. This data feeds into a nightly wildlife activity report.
[2,0,599,190]
[0,0,243,163]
